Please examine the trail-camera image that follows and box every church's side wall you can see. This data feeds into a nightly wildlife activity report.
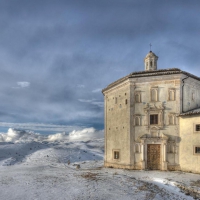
[182,76,200,112]
[179,115,200,173]
[103,80,133,169]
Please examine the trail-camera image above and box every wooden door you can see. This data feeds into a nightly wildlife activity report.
[147,144,161,170]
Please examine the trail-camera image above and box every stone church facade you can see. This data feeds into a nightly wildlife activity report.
[102,51,200,173]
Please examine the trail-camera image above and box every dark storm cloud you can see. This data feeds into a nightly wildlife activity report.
[0,0,200,129]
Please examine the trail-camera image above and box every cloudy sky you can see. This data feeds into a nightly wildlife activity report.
[0,0,200,131]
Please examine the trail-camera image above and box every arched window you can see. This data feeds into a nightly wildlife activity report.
[169,91,174,100]
[135,144,140,153]
[168,144,174,153]
[169,114,176,125]
[135,117,140,126]
[151,89,157,101]
[135,93,140,103]
[169,115,174,125]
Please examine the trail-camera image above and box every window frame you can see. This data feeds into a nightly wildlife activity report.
[134,115,141,126]
[150,87,158,102]
[150,114,158,125]
[135,91,141,103]
[193,123,200,133]
[194,146,200,155]
[168,88,176,101]
[168,113,176,125]
[113,150,120,160]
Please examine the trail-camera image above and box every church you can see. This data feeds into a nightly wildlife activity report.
[102,50,200,173]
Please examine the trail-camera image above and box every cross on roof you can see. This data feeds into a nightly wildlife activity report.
[150,43,152,51]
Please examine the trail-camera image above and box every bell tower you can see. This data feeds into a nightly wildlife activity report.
[144,50,158,71]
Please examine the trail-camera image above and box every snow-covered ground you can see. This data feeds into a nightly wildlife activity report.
[0,128,200,200]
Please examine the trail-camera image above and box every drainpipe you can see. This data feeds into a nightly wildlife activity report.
[181,76,189,113]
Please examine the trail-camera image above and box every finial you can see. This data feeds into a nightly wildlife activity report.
[149,43,152,51]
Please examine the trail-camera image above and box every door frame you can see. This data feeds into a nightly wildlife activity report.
[140,138,168,170]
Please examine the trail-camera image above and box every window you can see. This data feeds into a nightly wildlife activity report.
[114,151,119,159]
[135,117,140,126]
[169,114,175,125]
[169,89,175,101]
[151,88,158,101]
[135,144,140,153]
[169,115,173,125]
[150,114,158,125]
[115,97,117,104]
[194,147,200,154]
[192,92,195,101]
[196,124,200,131]
[135,92,141,103]
[125,99,128,104]
[150,61,152,67]
[168,144,174,153]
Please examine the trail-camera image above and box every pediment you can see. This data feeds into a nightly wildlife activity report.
[144,103,165,111]
[138,132,168,141]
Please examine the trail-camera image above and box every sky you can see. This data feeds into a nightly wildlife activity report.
[0,0,200,132]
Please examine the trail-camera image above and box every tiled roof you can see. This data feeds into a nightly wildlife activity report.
[102,68,200,93]
[179,108,200,116]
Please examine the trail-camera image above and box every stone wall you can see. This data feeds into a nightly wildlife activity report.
[104,80,132,167]
[179,115,200,173]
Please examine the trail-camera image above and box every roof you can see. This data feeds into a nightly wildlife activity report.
[102,68,200,93]
[144,51,158,59]
[179,108,200,117]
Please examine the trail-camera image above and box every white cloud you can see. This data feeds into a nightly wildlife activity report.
[76,84,85,88]
[91,102,104,108]
[17,82,30,88]
[78,99,104,108]
[78,99,96,103]
[68,128,104,141]
[0,122,84,133]
[92,88,102,93]
[0,127,104,143]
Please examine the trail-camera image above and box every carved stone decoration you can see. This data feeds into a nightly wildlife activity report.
[144,103,165,129]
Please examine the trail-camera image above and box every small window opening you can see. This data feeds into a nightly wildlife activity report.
[114,151,119,159]
[150,114,158,125]
[150,61,152,67]
[196,124,200,131]
[125,99,128,104]
[192,93,195,101]
[195,147,200,154]
[115,97,117,104]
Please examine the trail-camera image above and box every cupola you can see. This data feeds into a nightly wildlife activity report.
[144,51,158,71]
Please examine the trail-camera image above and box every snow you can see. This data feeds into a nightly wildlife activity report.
[0,128,200,199]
